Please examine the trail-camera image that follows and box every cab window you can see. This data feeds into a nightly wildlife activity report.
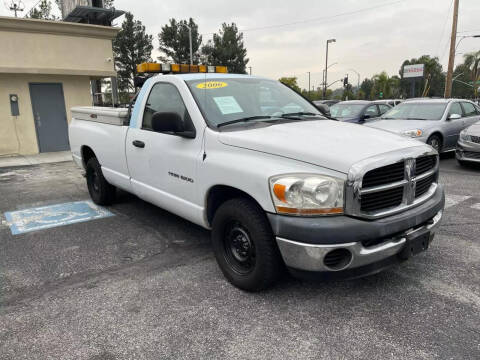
[378,104,391,115]
[365,105,379,117]
[142,83,193,132]
[461,102,478,117]
[448,102,463,117]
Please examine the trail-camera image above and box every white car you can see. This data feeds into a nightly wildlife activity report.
[69,69,445,291]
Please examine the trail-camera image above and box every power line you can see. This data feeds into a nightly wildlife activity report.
[202,0,406,35]
[435,0,454,57]
[23,0,42,17]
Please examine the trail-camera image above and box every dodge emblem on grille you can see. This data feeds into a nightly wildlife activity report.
[405,158,416,205]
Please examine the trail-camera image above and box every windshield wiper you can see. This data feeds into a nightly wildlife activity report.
[406,117,428,120]
[280,112,320,118]
[217,115,273,128]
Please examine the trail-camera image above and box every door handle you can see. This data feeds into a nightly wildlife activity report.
[132,140,145,148]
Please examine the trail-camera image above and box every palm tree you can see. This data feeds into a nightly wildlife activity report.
[463,51,480,98]
[372,72,399,98]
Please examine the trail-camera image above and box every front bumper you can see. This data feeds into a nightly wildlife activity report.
[456,140,480,163]
[268,184,445,275]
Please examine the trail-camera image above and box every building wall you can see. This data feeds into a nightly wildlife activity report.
[0,16,118,77]
[0,74,92,155]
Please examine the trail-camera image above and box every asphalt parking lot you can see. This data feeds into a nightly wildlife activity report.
[0,155,479,360]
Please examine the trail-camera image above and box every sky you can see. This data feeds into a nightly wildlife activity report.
[2,0,480,90]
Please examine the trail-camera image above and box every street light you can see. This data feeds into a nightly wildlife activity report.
[348,68,361,92]
[179,23,193,65]
[455,34,480,52]
[323,39,336,99]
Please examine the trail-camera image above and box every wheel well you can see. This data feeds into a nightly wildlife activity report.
[206,185,261,226]
[81,146,96,168]
[428,132,443,143]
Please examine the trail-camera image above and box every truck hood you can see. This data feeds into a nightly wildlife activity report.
[365,119,438,134]
[217,120,424,174]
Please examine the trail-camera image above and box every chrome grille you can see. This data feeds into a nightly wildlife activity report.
[345,150,439,219]
[362,161,404,188]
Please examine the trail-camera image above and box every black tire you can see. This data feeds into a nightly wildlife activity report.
[211,198,283,291]
[86,157,116,205]
[427,134,442,152]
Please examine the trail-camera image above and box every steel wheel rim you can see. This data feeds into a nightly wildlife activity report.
[223,221,256,275]
[429,138,440,151]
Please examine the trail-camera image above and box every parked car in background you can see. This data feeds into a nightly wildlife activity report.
[329,100,392,123]
[366,99,480,152]
[457,120,480,166]
[375,99,404,107]
[312,102,331,117]
[314,99,340,107]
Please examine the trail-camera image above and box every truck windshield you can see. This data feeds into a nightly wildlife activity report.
[185,77,323,128]
[380,103,447,120]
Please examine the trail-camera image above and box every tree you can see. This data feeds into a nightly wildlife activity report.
[360,79,374,100]
[371,71,399,99]
[113,12,154,92]
[28,0,56,20]
[463,51,480,98]
[279,77,301,93]
[158,18,202,64]
[399,55,445,98]
[201,23,249,74]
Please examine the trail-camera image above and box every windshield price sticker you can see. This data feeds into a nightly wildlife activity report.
[213,96,243,115]
[196,81,228,89]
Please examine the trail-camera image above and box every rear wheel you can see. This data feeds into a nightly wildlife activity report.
[427,135,442,152]
[86,157,116,205]
[211,198,283,291]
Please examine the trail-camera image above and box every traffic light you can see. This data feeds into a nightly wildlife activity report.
[343,75,349,87]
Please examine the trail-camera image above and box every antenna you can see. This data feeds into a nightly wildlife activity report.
[5,0,24,17]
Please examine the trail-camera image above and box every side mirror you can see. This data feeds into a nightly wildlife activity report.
[448,113,462,120]
[151,112,195,138]
[363,114,372,120]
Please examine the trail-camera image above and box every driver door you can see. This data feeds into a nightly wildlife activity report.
[126,82,204,224]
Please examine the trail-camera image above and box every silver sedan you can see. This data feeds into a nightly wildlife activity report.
[457,120,480,166]
[365,99,480,152]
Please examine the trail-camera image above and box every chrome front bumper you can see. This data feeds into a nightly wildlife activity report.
[276,209,443,273]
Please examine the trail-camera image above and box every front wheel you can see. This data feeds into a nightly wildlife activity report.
[427,135,442,152]
[211,198,283,291]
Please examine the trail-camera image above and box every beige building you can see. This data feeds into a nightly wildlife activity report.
[0,16,118,156]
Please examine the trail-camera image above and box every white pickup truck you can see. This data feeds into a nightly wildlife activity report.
[69,72,445,291]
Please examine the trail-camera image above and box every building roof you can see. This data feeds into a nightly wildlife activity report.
[0,16,119,39]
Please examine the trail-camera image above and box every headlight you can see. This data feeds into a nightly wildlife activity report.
[460,130,470,141]
[269,174,344,216]
[402,129,423,138]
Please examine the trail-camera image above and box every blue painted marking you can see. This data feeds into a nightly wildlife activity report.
[4,200,114,235]
[130,76,155,129]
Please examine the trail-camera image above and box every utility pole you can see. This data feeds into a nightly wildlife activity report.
[323,39,336,99]
[179,23,193,65]
[248,66,252,75]
[9,1,24,17]
[444,0,459,98]
[307,72,311,97]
